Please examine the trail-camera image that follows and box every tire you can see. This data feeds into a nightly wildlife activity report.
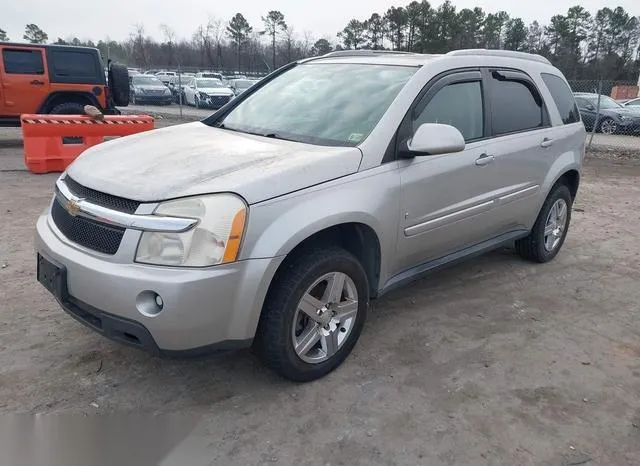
[598,117,617,135]
[130,93,137,105]
[49,102,85,115]
[254,247,369,382]
[516,184,572,263]
[108,62,130,107]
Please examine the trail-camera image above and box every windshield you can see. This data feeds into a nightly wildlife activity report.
[133,76,163,85]
[197,79,224,88]
[586,95,622,110]
[220,63,416,146]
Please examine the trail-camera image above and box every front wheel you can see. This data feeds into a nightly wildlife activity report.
[599,117,617,135]
[254,247,369,382]
[516,184,572,263]
[194,95,201,109]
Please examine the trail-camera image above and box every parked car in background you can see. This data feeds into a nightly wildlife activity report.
[195,72,223,81]
[155,71,177,85]
[130,75,173,105]
[0,42,128,126]
[128,68,142,76]
[574,93,640,135]
[184,77,234,109]
[37,49,584,382]
[229,78,259,96]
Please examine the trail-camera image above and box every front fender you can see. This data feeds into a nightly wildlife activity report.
[240,166,401,284]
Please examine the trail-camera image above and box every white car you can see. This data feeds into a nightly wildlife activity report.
[195,72,224,81]
[184,78,235,109]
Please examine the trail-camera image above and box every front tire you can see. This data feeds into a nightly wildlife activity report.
[599,117,617,135]
[254,247,369,382]
[516,184,572,263]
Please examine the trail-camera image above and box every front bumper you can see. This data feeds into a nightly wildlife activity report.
[134,94,172,105]
[36,213,283,353]
[198,95,233,109]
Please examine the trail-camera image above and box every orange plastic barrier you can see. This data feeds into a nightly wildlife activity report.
[21,114,155,174]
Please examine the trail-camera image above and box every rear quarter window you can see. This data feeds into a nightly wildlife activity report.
[541,73,580,124]
[48,49,104,84]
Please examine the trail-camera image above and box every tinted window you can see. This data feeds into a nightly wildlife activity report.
[575,97,591,109]
[627,99,640,106]
[541,73,580,124]
[490,74,545,135]
[50,50,98,78]
[414,81,484,141]
[2,49,44,74]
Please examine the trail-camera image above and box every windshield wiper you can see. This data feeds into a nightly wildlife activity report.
[263,133,297,142]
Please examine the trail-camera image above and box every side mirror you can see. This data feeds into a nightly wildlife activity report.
[585,104,595,111]
[405,123,466,156]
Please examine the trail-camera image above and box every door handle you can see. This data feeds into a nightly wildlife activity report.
[475,153,495,166]
[541,137,554,148]
[30,80,45,86]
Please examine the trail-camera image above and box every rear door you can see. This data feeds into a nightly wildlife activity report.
[482,68,554,231]
[0,46,49,116]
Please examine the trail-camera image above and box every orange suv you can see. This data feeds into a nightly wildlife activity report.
[0,42,129,126]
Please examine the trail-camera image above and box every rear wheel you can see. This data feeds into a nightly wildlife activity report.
[254,247,369,382]
[516,184,572,263]
[49,102,85,115]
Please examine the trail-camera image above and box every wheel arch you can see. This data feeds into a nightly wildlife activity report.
[38,92,101,113]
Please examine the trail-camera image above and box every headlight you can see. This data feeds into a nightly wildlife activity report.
[619,115,631,121]
[164,88,172,95]
[199,92,209,99]
[135,194,247,267]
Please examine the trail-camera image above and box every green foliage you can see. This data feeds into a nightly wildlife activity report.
[23,24,48,44]
[0,28,9,41]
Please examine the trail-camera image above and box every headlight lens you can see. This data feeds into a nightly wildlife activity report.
[619,115,630,121]
[199,91,209,99]
[135,194,247,267]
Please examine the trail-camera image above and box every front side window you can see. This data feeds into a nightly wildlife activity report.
[490,73,545,135]
[541,73,580,124]
[627,99,640,107]
[584,95,622,110]
[2,49,44,74]
[413,81,484,141]
[219,63,417,146]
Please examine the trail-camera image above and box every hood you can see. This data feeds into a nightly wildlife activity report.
[198,87,234,96]
[66,122,362,204]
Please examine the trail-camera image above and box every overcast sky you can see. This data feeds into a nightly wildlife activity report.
[3,0,640,43]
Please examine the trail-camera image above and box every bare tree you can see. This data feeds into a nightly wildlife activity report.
[130,24,148,67]
[160,24,176,66]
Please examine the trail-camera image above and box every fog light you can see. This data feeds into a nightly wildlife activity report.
[136,291,164,317]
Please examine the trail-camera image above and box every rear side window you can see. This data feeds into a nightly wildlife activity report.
[541,73,580,124]
[490,73,545,135]
[2,49,44,74]
[414,81,484,141]
[50,50,99,79]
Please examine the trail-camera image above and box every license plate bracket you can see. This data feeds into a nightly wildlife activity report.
[37,253,68,300]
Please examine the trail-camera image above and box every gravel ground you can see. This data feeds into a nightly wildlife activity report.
[1,125,640,465]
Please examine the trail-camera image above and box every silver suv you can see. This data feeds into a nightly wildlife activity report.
[36,50,585,381]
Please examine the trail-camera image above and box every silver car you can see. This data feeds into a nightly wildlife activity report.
[36,50,585,381]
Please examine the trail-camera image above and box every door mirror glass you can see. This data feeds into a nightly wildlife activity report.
[407,123,465,156]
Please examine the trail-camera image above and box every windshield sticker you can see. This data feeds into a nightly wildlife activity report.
[348,133,364,143]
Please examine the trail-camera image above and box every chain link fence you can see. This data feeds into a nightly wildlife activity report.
[568,80,640,152]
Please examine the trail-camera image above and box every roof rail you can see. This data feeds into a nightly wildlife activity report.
[321,50,419,58]
[446,49,551,65]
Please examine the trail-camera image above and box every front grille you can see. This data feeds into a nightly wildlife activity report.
[64,176,140,214]
[51,199,125,255]
[208,95,231,107]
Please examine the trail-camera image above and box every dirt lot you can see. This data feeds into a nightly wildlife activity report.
[1,123,640,465]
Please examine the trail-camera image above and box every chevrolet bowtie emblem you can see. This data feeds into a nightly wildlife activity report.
[64,199,81,217]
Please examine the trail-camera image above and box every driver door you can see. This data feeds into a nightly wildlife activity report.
[395,71,505,272]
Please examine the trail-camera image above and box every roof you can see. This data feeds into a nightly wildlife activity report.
[0,41,99,52]
[305,49,554,68]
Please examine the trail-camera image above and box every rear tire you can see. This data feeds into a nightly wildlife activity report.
[516,184,572,263]
[108,62,130,107]
[254,247,369,382]
[49,102,85,115]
